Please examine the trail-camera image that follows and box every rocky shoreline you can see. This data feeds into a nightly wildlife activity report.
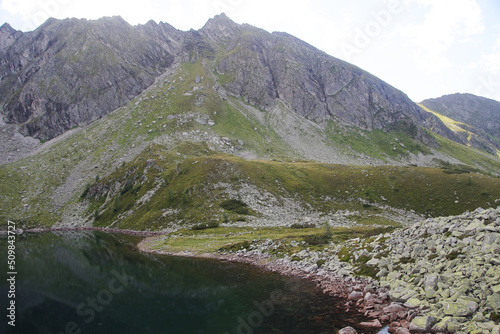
[140,207,500,334]
[5,207,499,333]
[137,242,415,333]
[0,226,165,236]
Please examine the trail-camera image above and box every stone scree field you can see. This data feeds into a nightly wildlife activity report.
[216,207,500,334]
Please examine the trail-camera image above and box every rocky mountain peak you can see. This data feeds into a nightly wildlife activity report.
[421,93,500,139]
[0,22,16,33]
[0,22,22,52]
[200,13,240,42]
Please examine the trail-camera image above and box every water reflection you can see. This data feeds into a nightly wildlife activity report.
[0,232,378,334]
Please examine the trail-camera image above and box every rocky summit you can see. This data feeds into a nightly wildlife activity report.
[420,94,500,156]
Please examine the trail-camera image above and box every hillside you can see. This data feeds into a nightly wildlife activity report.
[421,94,500,156]
[1,14,450,159]
[1,15,500,229]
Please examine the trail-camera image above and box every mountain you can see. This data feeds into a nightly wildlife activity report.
[1,15,500,230]
[420,93,500,156]
[0,23,22,52]
[1,14,446,147]
[0,16,175,141]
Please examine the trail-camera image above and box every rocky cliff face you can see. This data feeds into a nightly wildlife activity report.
[202,15,446,145]
[422,93,500,139]
[421,93,500,155]
[0,16,175,140]
[0,14,450,146]
[0,23,22,52]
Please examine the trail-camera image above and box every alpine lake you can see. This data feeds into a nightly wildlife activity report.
[0,231,385,334]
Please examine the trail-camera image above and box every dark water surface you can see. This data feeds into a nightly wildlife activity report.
[0,232,378,334]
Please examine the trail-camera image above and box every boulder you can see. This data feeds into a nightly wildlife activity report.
[487,292,500,312]
[348,291,364,301]
[338,326,357,334]
[424,274,439,298]
[383,303,407,313]
[404,297,423,309]
[431,317,464,333]
[366,258,380,266]
[394,328,411,334]
[359,319,382,328]
[443,299,479,317]
[409,316,437,333]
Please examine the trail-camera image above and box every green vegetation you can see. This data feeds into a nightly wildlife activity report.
[325,121,431,162]
[431,132,500,176]
[445,250,462,260]
[220,199,250,215]
[191,222,219,230]
[70,142,500,231]
[2,54,500,231]
[140,223,398,258]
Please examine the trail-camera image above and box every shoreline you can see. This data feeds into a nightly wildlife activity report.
[0,226,165,236]
[2,226,415,333]
[137,241,415,334]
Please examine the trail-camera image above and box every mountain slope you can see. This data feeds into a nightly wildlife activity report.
[202,15,444,145]
[0,23,22,52]
[0,16,175,141]
[421,93,500,156]
[1,14,448,149]
[1,15,500,229]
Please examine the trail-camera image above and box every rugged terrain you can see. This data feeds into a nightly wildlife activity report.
[0,13,499,334]
[139,207,500,333]
[1,15,500,229]
[421,94,500,156]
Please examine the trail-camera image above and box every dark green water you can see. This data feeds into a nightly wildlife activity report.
[0,232,377,334]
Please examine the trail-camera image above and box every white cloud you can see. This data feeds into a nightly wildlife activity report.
[398,0,484,74]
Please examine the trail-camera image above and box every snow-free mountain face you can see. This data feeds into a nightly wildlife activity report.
[421,93,500,156]
[1,15,500,229]
[1,14,444,144]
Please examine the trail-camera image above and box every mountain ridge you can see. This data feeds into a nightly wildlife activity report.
[1,15,500,229]
[421,93,500,156]
[1,14,448,146]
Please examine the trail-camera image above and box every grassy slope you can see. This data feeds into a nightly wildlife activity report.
[139,224,395,256]
[2,57,500,229]
[0,60,295,228]
[420,103,500,160]
[80,143,500,231]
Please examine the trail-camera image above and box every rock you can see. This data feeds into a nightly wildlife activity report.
[348,291,364,301]
[394,328,411,334]
[409,316,437,333]
[376,268,388,278]
[432,317,464,333]
[443,299,479,317]
[305,264,318,272]
[366,258,380,266]
[424,274,439,298]
[404,298,423,309]
[487,292,500,312]
[383,303,407,313]
[359,319,382,328]
[338,326,357,334]
[364,292,374,301]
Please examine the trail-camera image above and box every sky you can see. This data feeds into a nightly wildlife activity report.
[1,0,499,103]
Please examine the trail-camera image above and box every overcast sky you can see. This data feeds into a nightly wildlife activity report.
[1,0,499,103]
